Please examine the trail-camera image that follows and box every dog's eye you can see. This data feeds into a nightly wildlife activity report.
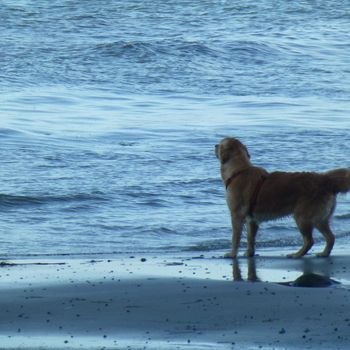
[220,149,230,164]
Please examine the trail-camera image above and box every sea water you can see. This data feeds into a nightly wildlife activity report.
[0,0,349,258]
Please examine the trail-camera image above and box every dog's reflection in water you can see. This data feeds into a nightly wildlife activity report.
[232,258,260,282]
[231,257,337,287]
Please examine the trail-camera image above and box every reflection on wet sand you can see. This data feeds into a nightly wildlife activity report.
[232,258,260,282]
[231,257,339,287]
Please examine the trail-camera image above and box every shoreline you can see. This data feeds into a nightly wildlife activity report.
[0,249,349,349]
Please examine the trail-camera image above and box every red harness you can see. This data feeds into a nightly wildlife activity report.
[224,168,249,190]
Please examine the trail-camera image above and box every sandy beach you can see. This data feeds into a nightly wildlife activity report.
[0,246,349,350]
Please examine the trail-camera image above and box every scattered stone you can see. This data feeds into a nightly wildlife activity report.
[165,262,183,266]
[280,273,338,288]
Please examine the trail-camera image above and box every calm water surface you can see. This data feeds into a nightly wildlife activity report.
[0,1,349,257]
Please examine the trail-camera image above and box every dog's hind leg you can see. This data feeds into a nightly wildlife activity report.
[315,221,335,257]
[287,220,314,258]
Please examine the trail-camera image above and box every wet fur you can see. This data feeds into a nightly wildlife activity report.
[215,137,350,258]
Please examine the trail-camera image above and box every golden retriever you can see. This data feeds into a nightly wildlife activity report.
[215,137,350,258]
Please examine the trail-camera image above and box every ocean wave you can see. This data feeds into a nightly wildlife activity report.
[137,199,172,208]
[174,178,220,186]
[91,41,157,59]
[183,232,350,253]
[0,192,107,208]
[223,40,282,61]
[182,237,304,253]
[0,128,24,137]
[87,39,281,65]
[139,226,178,236]
[335,213,350,220]
[184,239,231,252]
[3,0,349,98]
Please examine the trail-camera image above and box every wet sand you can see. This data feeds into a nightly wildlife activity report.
[0,248,349,349]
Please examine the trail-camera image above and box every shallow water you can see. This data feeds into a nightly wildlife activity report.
[0,1,349,257]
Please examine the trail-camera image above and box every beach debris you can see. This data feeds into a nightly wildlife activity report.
[279,273,339,288]
[0,261,16,267]
[165,262,183,266]
[83,260,103,264]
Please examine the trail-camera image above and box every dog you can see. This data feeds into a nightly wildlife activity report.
[215,137,350,258]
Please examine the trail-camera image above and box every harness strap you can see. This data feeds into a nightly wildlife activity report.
[248,175,267,216]
[225,169,267,216]
[225,168,249,190]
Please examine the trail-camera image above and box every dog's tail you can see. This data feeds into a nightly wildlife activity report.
[326,168,350,194]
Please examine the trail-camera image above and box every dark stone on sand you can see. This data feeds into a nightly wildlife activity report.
[165,262,183,266]
[280,273,339,288]
[279,328,286,334]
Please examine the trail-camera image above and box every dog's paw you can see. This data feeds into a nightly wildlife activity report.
[224,251,237,259]
[316,252,330,258]
[244,250,255,257]
[286,253,303,259]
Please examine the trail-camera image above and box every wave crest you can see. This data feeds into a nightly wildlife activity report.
[0,192,107,208]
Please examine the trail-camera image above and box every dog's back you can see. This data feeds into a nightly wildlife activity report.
[253,169,350,222]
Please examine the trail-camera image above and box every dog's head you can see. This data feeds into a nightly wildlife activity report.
[215,137,251,165]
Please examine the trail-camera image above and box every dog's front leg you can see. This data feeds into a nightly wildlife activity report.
[224,216,244,259]
[245,221,259,257]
